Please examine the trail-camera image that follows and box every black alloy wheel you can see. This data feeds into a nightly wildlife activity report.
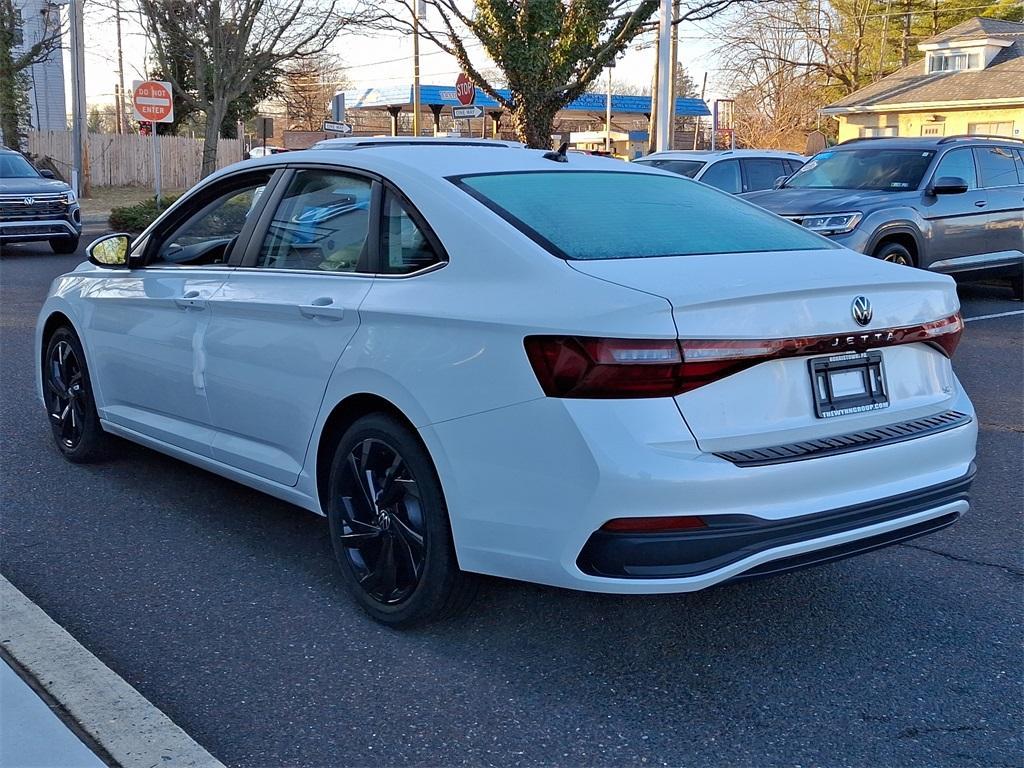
[327,413,477,626]
[336,437,427,604]
[46,338,86,450]
[43,327,110,462]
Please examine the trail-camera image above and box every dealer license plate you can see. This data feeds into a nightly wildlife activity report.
[809,351,889,419]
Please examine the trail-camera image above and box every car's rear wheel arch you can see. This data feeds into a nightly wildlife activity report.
[315,393,422,516]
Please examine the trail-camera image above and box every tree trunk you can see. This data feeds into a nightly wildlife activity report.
[200,104,227,178]
[0,55,21,150]
[510,99,558,149]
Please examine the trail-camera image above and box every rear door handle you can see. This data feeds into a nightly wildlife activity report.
[299,297,345,320]
[174,290,206,310]
[974,200,987,208]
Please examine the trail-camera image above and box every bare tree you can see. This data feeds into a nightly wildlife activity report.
[378,0,747,148]
[280,54,350,131]
[0,0,63,148]
[136,0,365,177]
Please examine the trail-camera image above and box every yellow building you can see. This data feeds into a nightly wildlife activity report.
[822,17,1024,142]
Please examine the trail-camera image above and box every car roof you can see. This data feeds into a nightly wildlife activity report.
[834,135,1024,151]
[222,142,670,185]
[312,136,526,151]
[640,149,807,160]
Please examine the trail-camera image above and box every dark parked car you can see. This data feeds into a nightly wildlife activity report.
[743,136,1024,298]
[0,147,82,253]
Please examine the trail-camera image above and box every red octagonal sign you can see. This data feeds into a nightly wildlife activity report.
[455,73,475,106]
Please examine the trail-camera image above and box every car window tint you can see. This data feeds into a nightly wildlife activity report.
[742,158,787,192]
[784,159,804,175]
[381,192,441,274]
[974,146,1019,188]
[257,170,372,273]
[456,171,833,260]
[699,160,741,193]
[933,149,977,189]
[1015,149,1024,184]
[153,174,272,266]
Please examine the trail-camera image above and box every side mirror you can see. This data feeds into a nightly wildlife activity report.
[931,176,968,195]
[39,169,55,179]
[773,175,788,190]
[87,233,131,268]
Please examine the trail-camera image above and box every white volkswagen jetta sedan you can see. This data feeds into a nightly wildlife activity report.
[36,138,976,626]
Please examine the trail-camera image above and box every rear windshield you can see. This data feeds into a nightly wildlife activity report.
[633,158,705,178]
[785,149,935,191]
[453,170,832,260]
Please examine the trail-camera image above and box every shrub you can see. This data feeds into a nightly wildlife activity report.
[108,194,180,232]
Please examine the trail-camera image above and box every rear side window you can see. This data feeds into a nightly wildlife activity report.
[933,149,977,188]
[381,191,442,274]
[742,158,788,192]
[974,146,1019,188]
[634,158,705,178]
[454,171,834,260]
[699,160,741,193]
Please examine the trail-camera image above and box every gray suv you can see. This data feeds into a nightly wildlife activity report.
[743,136,1024,299]
[0,147,82,253]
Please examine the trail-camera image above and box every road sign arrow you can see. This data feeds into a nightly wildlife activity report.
[323,121,353,135]
[452,105,485,120]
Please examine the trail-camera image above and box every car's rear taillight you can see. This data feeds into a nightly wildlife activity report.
[525,314,963,399]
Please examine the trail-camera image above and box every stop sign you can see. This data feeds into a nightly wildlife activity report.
[132,80,174,123]
[455,73,475,106]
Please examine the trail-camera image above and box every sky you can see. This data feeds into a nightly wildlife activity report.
[65,2,726,115]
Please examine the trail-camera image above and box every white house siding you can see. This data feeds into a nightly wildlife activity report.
[14,0,67,131]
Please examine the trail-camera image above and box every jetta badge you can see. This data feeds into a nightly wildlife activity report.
[851,296,872,326]
[23,197,34,205]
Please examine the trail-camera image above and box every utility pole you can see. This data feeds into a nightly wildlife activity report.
[655,0,672,152]
[900,0,911,67]
[115,0,127,133]
[669,0,679,150]
[693,71,706,149]
[648,38,660,153]
[605,64,613,153]
[69,0,89,196]
[412,0,423,136]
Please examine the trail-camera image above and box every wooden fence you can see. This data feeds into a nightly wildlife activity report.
[26,131,244,189]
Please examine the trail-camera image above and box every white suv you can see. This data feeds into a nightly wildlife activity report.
[635,149,807,194]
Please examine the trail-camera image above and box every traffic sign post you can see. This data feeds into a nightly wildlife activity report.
[452,105,484,120]
[132,80,174,210]
[323,121,353,135]
[455,73,475,106]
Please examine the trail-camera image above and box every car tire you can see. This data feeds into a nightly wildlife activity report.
[49,236,80,254]
[873,241,915,267]
[42,326,112,463]
[327,413,477,627]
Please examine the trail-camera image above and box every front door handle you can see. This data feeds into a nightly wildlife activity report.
[174,290,206,310]
[974,200,987,208]
[299,297,345,320]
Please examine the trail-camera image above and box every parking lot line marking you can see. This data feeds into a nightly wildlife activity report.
[963,310,1024,323]
[0,575,225,768]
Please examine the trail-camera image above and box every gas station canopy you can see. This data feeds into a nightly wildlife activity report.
[343,84,710,117]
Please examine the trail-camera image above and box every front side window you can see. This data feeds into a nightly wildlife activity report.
[153,173,272,265]
[257,170,372,272]
[0,153,39,178]
[381,191,442,274]
[974,146,1019,188]
[698,160,741,193]
[634,158,706,179]
[933,149,977,188]
[742,158,788,192]
[454,170,833,260]
[786,149,935,191]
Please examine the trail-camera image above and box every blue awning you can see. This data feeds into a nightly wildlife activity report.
[343,84,710,117]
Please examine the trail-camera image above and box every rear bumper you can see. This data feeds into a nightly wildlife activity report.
[577,465,974,580]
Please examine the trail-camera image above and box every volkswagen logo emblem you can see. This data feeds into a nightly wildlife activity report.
[851,296,873,326]
[23,197,34,205]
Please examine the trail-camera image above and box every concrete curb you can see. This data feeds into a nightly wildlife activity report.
[0,575,225,768]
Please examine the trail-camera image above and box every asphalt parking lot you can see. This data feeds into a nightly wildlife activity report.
[2,232,1021,768]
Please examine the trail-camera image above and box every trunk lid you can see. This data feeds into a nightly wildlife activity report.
[568,249,963,453]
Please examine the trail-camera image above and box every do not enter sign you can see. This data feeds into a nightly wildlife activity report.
[132,80,174,123]
[455,73,475,106]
